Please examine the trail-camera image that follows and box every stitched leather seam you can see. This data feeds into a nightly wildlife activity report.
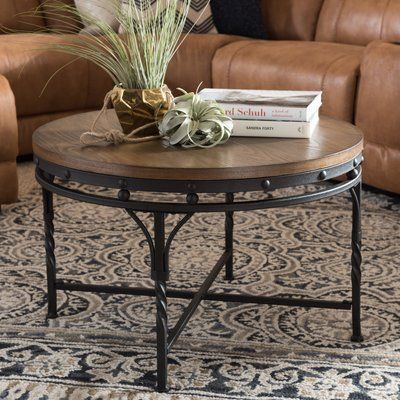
[320,54,355,118]
[321,54,350,91]
[313,1,326,40]
[380,0,391,40]
[334,0,346,42]
[225,41,253,87]
[211,39,238,87]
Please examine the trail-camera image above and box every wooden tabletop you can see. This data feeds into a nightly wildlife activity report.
[33,110,363,181]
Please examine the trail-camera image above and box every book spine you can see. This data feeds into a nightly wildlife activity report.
[232,119,313,138]
[220,103,308,121]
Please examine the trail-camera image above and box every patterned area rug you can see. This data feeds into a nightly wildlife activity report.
[1,163,400,399]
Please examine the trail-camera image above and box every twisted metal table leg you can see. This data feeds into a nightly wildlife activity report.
[42,187,58,319]
[350,180,363,342]
[225,193,234,281]
[153,212,168,392]
[155,279,168,392]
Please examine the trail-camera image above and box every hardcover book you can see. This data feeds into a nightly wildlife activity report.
[232,113,319,138]
[199,89,322,122]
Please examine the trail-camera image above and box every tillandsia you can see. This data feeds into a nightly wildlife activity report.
[159,89,233,148]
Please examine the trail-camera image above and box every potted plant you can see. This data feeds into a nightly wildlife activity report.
[39,0,191,140]
[11,0,232,148]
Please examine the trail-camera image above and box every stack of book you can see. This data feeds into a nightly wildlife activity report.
[199,89,322,138]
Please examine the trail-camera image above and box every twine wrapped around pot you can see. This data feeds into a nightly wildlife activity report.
[80,85,174,145]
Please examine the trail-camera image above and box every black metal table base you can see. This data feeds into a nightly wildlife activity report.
[37,156,364,393]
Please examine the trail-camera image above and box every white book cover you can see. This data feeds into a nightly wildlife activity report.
[232,114,319,139]
[199,89,322,122]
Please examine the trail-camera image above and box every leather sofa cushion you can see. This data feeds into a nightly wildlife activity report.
[0,34,113,117]
[212,40,363,122]
[165,33,244,95]
[0,0,46,32]
[316,0,400,46]
[261,0,324,41]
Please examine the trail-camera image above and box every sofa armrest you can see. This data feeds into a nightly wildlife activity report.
[0,74,18,159]
[0,73,18,205]
[355,40,400,194]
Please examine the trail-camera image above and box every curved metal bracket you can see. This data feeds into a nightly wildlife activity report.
[125,209,155,268]
[164,213,194,270]
[124,209,194,273]
[165,213,193,255]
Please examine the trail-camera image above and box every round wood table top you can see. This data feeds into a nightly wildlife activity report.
[33,110,363,181]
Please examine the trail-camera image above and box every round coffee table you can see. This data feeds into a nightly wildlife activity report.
[33,110,364,392]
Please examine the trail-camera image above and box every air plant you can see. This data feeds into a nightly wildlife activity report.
[159,89,233,148]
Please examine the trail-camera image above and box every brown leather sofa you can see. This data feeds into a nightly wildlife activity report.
[1,0,399,206]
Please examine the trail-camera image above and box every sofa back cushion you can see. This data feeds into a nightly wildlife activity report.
[0,0,80,33]
[260,0,324,41]
[41,0,81,32]
[0,0,46,32]
[316,0,400,46]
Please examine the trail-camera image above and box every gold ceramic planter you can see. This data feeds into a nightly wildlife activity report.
[111,85,173,137]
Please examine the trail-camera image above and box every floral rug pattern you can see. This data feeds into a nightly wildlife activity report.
[0,177,399,399]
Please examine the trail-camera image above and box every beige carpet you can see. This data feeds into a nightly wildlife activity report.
[0,162,399,399]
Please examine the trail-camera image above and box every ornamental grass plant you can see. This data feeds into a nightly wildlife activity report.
[33,0,192,89]
[18,0,198,138]
[6,0,232,148]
